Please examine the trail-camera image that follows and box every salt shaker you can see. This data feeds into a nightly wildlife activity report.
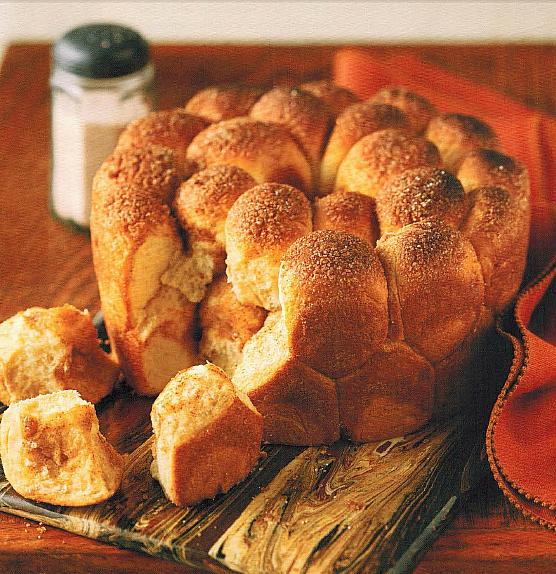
[50,24,154,230]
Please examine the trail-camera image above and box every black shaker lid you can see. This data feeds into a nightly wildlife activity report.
[53,23,149,78]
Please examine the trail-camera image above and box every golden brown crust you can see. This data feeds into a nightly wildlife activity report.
[233,314,340,445]
[376,167,466,233]
[426,113,498,172]
[313,190,379,245]
[226,183,312,253]
[0,390,124,506]
[0,305,119,406]
[460,186,530,313]
[370,86,437,135]
[299,80,360,118]
[250,86,332,176]
[186,117,313,195]
[336,341,434,442]
[91,146,198,395]
[199,276,267,376]
[280,230,389,378]
[335,128,441,198]
[457,148,530,201]
[116,109,208,169]
[376,219,484,363]
[151,364,263,505]
[184,85,264,123]
[225,183,312,310]
[320,102,410,194]
[173,164,256,274]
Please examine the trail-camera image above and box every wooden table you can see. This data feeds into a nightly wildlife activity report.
[1,43,556,574]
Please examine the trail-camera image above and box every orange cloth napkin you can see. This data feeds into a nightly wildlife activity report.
[333,48,556,528]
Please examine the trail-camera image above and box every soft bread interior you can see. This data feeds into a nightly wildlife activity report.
[0,390,123,506]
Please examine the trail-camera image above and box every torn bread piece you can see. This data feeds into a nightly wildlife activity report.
[150,363,262,506]
[0,390,124,506]
[0,304,119,405]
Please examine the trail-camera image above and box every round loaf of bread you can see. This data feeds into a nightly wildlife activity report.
[91,79,531,446]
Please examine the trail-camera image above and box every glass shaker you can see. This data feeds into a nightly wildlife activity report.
[50,23,154,230]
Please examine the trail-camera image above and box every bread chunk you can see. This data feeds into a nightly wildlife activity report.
[369,86,437,135]
[426,113,498,172]
[299,80,360,118]
[313,191,379,245]
[0,305,118,405]
[335,128,441,198]
[0,390,123,506]
[186,117,313,195]
[376,167,466,234]
[184,85,264,123]
[376,219,484,362]
[225,183,312,310]
[233,314,339,445]
[116,108,208,171]
[320,103,409,194]
[280,230,389,378]
[250,86,332,186]
[150,364,262,506]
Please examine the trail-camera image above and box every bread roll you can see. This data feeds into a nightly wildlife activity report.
[335,129,441,198]
[0,390,123,506]
[0,305,118,406]
[376,219,484,362]
[116,109,208,171]
[336,341,434,442]
[250,86,331,180]
[186,117,313,195]
[369,86,437,135]
[320,103,409,194]
[225,183,312,310]
[461,186,529,313]
[150,364,262,506]
[200,275,267,376]
[91,146,198,395]
[299,80,360,118]
[174,164,256,276]
[280,230,388,378]
[426,113,498,172]
[184,85,264,123]
[376,167,466,234]
[232,313,339,445]
[313,190,379,245]
[457,148,530,201]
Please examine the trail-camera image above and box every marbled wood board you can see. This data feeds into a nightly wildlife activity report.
[0,320,499,574]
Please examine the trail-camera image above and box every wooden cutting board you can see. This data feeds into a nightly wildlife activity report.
[0,319,509,574]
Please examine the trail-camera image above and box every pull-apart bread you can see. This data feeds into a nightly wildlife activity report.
[0,390,123,506]
[0,304,119,405]
[150,363,262,506]
[91,80,530,445]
